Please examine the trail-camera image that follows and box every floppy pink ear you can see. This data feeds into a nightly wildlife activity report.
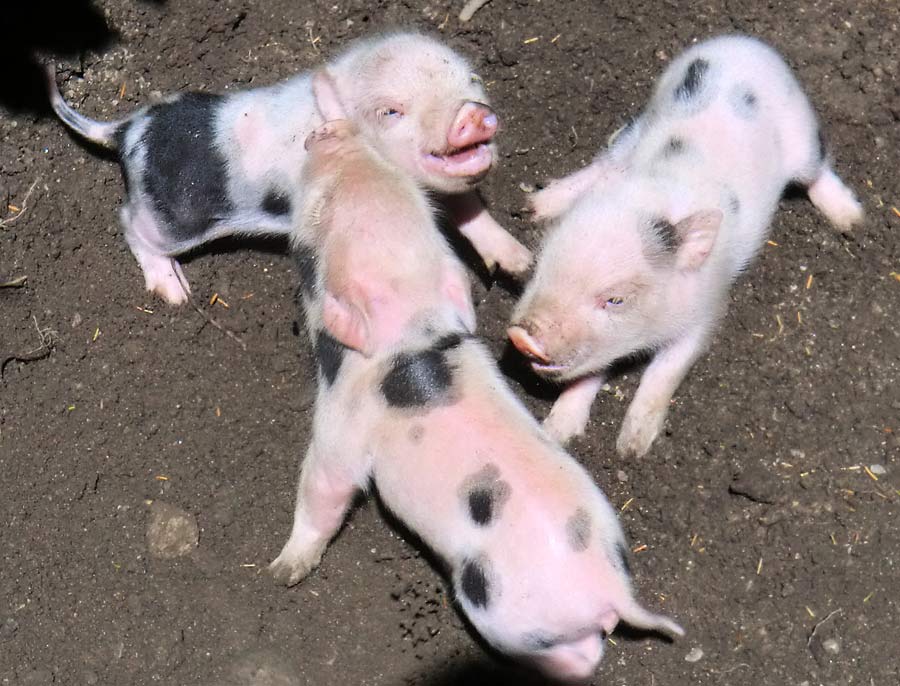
[673,208,722,270]
[441,262,477,333]
[322,291,371,356]
[312,69,347,121]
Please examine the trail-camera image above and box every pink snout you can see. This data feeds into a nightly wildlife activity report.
[448,101,498,149]
[533,633,604,683]
[507,325,550,364]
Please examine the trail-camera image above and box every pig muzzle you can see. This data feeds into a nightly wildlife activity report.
[448,101,498,149]
[423,102,498,182]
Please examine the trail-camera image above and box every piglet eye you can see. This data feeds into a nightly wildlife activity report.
[378,107,403,119]
[470,73,483,84]
[606,296,625,306]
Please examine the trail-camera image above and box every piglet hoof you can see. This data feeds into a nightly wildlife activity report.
[528,183,571,222]
[143,258,190,305]
[268,548,323,587]
[543,406,586,445]
[615,407,667,458]
[495,238,534,275]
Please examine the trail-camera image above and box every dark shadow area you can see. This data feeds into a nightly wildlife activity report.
[433,195,495,288]
[497,340,561,402]
[179,234,292,263]
[1,0,167,115]
[410,656,547,686]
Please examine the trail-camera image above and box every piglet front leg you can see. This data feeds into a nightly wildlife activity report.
[616,328,710,458]
[270,443,365,586]
[544,374,605,444]
[442,191,533,275]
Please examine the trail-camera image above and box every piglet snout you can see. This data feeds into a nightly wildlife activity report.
[534,633,604,683]
[507,325,550,364]
[448,101,498,149]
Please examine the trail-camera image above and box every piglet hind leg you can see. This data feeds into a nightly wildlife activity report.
[806,164,864,233]
[543,375,605,444]
[443,191,533,275]
[269,443,365,587]
[121,205,191,305]
[616,328,710,458]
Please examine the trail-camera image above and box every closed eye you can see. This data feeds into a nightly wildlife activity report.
[600,296,625,309]
[377,107,404,119]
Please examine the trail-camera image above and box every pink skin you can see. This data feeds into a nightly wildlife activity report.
[271,112,683,679]
[513,35,864,457]
[422,101,498,179]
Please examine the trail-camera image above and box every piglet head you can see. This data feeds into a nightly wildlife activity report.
[333,33,498,193]
[510,185,722,380]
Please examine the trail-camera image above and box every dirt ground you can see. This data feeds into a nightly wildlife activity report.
[1,0,898,684]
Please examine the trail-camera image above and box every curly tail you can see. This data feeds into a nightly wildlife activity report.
[46,65,128,149]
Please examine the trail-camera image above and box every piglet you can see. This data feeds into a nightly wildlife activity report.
[268,74,683,682]
[509,34,864,458]
[47,32,530,304]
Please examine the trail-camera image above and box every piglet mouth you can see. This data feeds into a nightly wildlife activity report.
[423,143,493,179]
[529,360,570,377]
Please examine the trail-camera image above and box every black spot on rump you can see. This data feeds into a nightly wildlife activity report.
[293,243,317,297]
[141,92,233,242]
[674,59,709,101]
[315,330,346,386]
[262,188,291,216]
[468,488,494,526]
[460,559,491,609]
[615,541,633,577]
[566,507,592,552]
[381,345,455,409]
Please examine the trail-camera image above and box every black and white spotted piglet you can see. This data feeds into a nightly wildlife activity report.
[47,32,531,304]
[510,35,864,458]
[268,88,682,683]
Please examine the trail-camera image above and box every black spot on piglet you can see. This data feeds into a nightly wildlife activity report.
[315,330,346,386]
[468,489,494,526]
[674,58,710,101]
[566,507,592,552]
[459,463,511,527]
[662,137,686,158]
[651,217,679,253]
[460,558,491,609]
[381,341,459,409]
[262,189,291,216]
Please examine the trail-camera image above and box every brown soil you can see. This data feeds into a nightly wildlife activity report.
[1,1,898,684]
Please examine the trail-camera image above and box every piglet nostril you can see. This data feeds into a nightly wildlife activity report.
[507,325,550,364]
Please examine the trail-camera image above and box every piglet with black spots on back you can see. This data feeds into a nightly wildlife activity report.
[269,74,683,683]
[510,35,864,458]
[47,32,531,304]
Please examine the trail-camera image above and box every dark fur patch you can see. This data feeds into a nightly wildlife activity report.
[262,189,291,216]
[381,343,457,409]
[141,93,233,242]
[662,136,686,158]
[459,464,511,527]
[460,559,490,609]
[566,507,592,552]
[523,632,558,650]
[315,330,345,386]
[674,58,710,101]
[651,217,679,253]
[615,541,633,577]
[293,243,317,297]
[729,193,741,215]
[729,84,759,120]
[742,89,758,109]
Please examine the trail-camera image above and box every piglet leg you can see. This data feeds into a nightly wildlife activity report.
[122,204,191,305]
[544,374,605,444]
[616,327,710,458]
[443,191,533,275]
[270,442,366,586]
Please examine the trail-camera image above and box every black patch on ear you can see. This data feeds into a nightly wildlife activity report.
[615,541,633,577]
[141,93,233,242]
[817,130,827,161]
[674,58,709,101]
[565,507,592,552]
[651,217,679,253]
[262,189,291,216]
[460,559,490,609]
[459,464,511,527]
[294,243,317,297]
[315,330,345,385]
[381,345,455,409]
[662,136,686,157]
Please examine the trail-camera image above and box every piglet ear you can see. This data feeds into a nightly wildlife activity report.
[322,291,372,356]
[673,208,722,271]
[441,261,477,333]
[312,69,347,121]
